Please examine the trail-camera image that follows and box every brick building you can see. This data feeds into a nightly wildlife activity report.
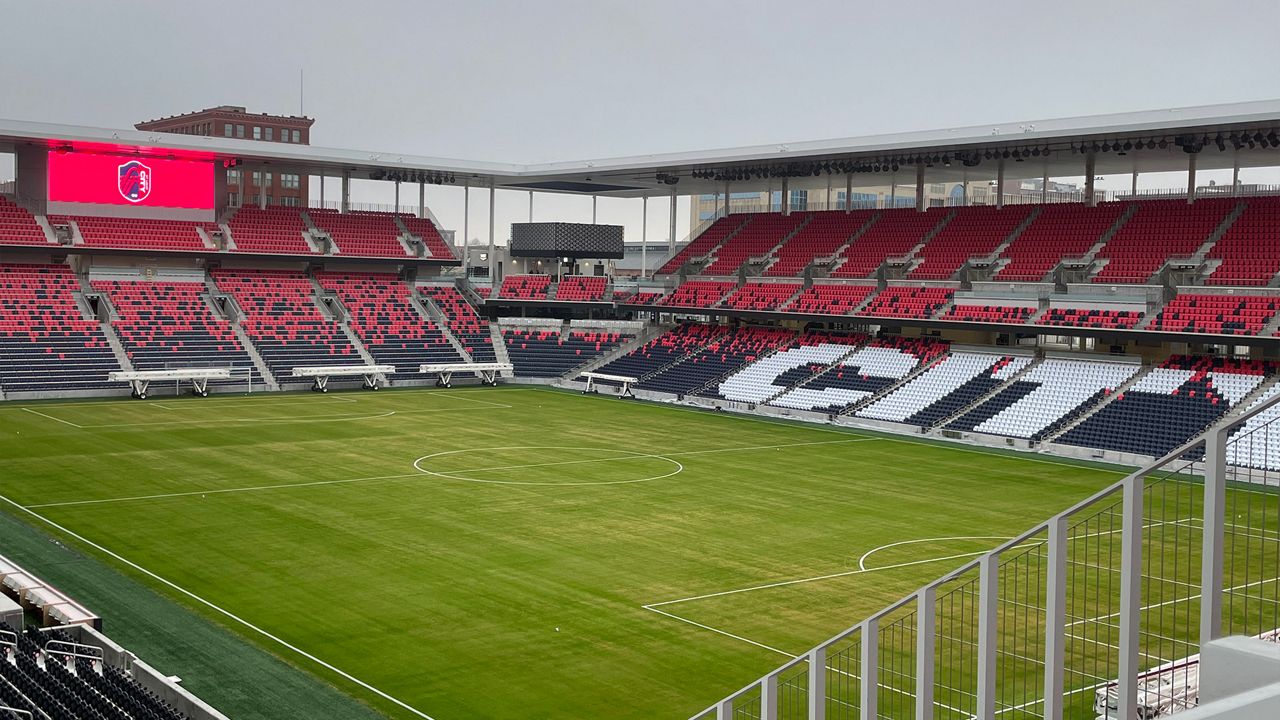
[135,106,315,207]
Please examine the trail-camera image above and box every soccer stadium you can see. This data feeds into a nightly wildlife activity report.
[3,5,1280,720]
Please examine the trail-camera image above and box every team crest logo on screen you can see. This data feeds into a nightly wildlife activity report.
[117,160,152,203]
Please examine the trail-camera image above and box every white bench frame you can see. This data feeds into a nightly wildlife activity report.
[579,371,639,397]
[290,365,396,391]
[109,368,233,399]
[418,363,513,387]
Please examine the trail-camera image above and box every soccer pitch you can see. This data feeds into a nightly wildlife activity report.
[0,386,1142,719]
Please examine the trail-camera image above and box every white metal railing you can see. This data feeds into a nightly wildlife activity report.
[690,388,1280,720]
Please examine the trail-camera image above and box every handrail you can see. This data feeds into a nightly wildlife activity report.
[43,639,104,664]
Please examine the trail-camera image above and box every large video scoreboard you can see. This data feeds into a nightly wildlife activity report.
[46,150,215,219]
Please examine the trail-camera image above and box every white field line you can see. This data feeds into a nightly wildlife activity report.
[428,438,877,476]
[0,492,440,720]
[24,438,878,509]
[21,408,84,428]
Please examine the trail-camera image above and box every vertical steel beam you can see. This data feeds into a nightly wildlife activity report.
[915,587,936,720]
[809,645,826,720]
[1201,426,1227,646]
[761,673,779,720]
[860,620,877,720]
[975,553,999,720]
[1117,473,1146,720]
[915,165,926,212]
[1043,515,1068,720]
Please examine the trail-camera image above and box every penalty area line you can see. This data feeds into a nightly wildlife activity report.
[0,492,440,720]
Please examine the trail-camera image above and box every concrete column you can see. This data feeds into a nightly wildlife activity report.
[341,171,350,213]
[1187,152,1199,204]
[668,188,676,252]
[394,181,400,212]
[641,196,648,280]
[915,165,926,212]
[528,191,533,222]
[1232,157,1241,196]
[781,178,790,216]
[825,174,832,211]
[1084,152,1097,207]
[724,179,731,216]
[592,194,598,223]
[319,175,325,209]
[1041,168,1049,204]
[259,170,267,210]
[488,185,497,281]
[995,158,1005,209]
[462,186,470,269]
[418,182,425,219]
[1131,172,1138,200]
[845,174,853,213]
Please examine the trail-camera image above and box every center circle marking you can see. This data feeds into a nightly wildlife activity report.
[412,446,684,486]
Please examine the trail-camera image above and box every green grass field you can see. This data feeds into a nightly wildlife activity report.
[0,386,1219,719]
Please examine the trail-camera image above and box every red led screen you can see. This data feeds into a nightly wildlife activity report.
[47,152,214,210]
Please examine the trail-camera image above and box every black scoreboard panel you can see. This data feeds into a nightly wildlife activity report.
[510,222,624,259]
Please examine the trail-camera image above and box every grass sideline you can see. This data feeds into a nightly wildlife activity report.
[0,386,1211,719]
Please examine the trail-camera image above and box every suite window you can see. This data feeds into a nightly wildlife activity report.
[292,130,301,143]
[253,126,262,140]
[265,127,274,141]
[236,124,245,138]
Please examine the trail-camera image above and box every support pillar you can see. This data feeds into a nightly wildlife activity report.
[394,181,400,213]
[976,553,999,720]
[259,170,267,209]
[1083,152,1097,207]
[528,191,533,222]
[418,182,425,219]
[1043,516,1068,720]
[488,184,496,282]
[462,186,470,272]
[995,158,1005,209]
[724,179,731,217]
[592,194,598,223]
[845,174,853,213]
[1041,168,1049,203]
[825,174,832,211]
[669,188,677,252]
[1200,425,1228,646]
[641,196,648,280]
[781,178,790,216]
[915,165,926,212]
[319,175,325,209]
[915,587,936,720]
[1117,474,1146,720]
[1187,152,1199,204]
[1131,172,1138,200]
[1232,156,1241,196]
[341,171,350,213]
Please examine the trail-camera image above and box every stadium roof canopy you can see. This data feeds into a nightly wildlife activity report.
[3,99,1280,199]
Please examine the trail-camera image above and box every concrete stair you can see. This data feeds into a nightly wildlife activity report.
[410,288,474,361]
[759,343,867,406]
[926,356,1044,431]
[839,350,952,416]
[488,325,515,377]
[566,324,667,377]
[817,212,880,275]
[1035,363,1153,446]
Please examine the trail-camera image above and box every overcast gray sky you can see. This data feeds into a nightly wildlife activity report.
[4,0,1280,243]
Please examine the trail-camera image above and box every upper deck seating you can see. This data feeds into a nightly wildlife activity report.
[908,205,1032,280]
[829,209,947,278]
[701,214,805,275]
[226,206,316,255]
[1091,199,1233,284]
[763,211,874,277]
[994,203,1126,281]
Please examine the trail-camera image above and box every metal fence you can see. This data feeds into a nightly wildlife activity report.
[691,390,1280,719]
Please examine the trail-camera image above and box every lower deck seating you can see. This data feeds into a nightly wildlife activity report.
[719,282,801,311]
[857,286,953,319]
[211,269,358,381]
[1224,384,1280,471]
[498,275,552,300]
[1057,356,1272,458]
[592,324,726,381]
[0,264,122,393]
[769,337,949,413]
[711,332,867,403]
[858,353,1033,427]
[0,623,192,720]
[638,326,795,395]
[317,271,463,378]
[502,327,630,377]
[419,286,496,362]
[1041,307,1145,330]
[657,280,737,309]
[1149,294,1280,336]
[554,276,608,301]
[615,290,662,304]
[92,279,260,387]
[946,358,1139,440]
[940,304,1035,324]
[782,284,876,315]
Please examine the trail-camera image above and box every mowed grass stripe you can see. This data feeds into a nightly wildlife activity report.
[0,387,1130,720]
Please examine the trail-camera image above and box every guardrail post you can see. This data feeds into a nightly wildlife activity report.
[1117,472,1145,720]
[1042,515,1068,720]
[761,672,779,720]
[860,619,877,720]
[808,645,826,720]
[1200,427,1227,647]
[915,586,936,720]
[716,696,732,719]
[975,553,999,720]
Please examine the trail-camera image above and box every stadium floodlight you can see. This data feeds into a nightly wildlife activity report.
[1215,135,1227,152]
